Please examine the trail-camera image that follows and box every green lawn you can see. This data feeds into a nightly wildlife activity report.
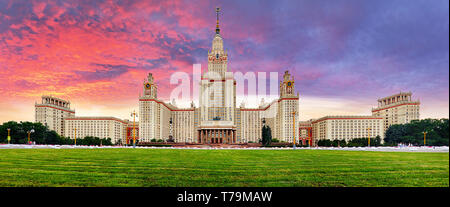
[0,148,448,187]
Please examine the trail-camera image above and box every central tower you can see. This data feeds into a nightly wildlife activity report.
[198,7,237,144]
[208,7,228,77]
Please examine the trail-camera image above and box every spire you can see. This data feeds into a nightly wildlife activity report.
[215,7,220,34]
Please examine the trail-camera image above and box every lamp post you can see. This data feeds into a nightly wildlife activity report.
[27,129,35,144]
[292,111,296,149]
[423,131,427,146]
[367,127,371,147]
[131,110,138,148]
[73,128,77,146]
[7,128,11,144]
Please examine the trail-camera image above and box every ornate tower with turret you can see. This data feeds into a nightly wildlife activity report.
[207,8,228,77]
[142,73,157,99]
[280,71,298,97]
[197,7,237,144]
[276,71,299,143]
[139,72,169,142]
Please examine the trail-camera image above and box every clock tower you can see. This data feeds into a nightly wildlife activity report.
[142,73,157,99]
[277,70,299,143]
[280,71,297,98]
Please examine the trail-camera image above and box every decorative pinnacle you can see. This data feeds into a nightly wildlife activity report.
[216,7,220,34]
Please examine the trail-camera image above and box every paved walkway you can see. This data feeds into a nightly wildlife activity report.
[0,144,448,152]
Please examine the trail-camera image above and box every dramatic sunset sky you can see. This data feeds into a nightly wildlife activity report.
[0,0,448,123]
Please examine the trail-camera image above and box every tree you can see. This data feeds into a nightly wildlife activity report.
[385,124,407,145]
[384,119,449,146]
[261,125,272,146]
[331,139,347,147]
[0,121,65,144]
[115,139,123,145]
[44,130,61,144]
[317,139,332,147]
[373,135,382,146]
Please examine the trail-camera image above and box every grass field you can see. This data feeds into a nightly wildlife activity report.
[0,148,448,187]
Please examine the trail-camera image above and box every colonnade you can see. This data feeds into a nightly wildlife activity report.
[198,129,236,144]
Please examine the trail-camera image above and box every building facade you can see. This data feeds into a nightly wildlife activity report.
[372,92,420,131]
[64,116,127,144]
[299,120,313,145]
[311,115,384,145]
[35,95,75,135]
[125,120,139,145]
[138,8,299,144]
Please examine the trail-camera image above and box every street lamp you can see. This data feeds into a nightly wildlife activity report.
[27,129,35,144]
[7,128,11,144]
[131,110,138,148]
[423,131,427,146]
[73,128,77,146]
[292,111,297,149]
[367,127,371,147]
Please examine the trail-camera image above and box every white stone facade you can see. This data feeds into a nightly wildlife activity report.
[311,115,384,144]
[64,116,127,144]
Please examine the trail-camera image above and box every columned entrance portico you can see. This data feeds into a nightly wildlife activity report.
[197,128,236,144]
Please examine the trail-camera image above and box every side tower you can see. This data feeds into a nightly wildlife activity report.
[277,71,299,143]
[142,73,157,99]
[139,73,169,142]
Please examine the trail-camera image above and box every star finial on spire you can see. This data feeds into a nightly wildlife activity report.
[216,7,220,34]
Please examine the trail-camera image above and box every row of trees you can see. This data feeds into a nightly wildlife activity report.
[384,118,448,146]
[316,119,449,147]
[64,136,113,146]
[317,136,382,147]
[0,121,112,145]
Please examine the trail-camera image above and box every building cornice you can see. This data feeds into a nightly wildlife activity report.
[311,115,383,124]
[64,116,127,124]
[139,98,195,112]
[240,97,299,111]
[377,92,412,102]
[35,104,75,113]
[372,102,420,113]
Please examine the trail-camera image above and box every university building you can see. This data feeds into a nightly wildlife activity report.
[35,95,136,144]
[307,92,420,146]
[372,92,420,131]
[139,8,299,144]
[310,115,384,145]
[63,116,127,144]
[35,95,75,135]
